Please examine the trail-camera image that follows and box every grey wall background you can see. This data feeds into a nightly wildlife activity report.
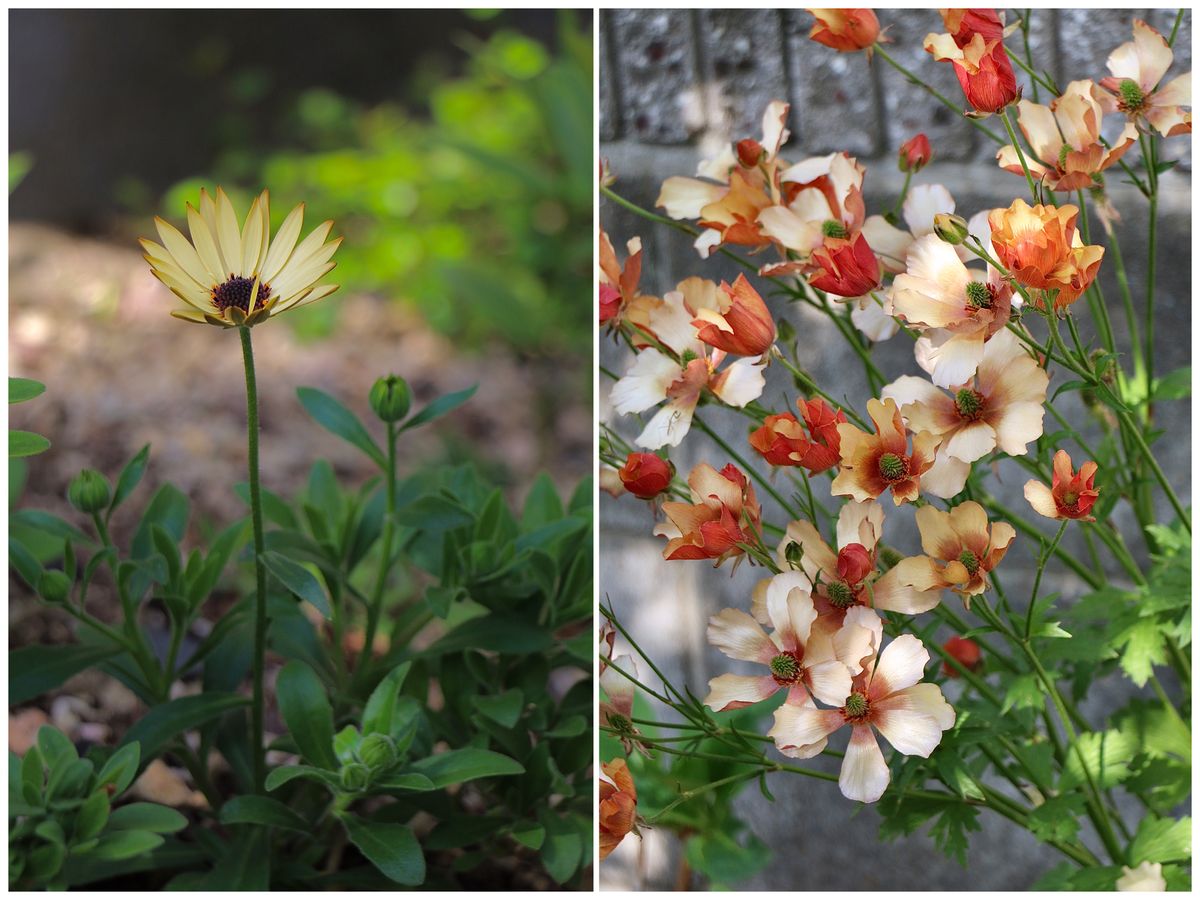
[599,8,1191,892]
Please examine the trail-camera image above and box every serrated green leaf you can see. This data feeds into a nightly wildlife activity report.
[1130,815,1191,865]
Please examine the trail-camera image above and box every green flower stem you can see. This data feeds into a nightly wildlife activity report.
[979,495,1102,590]
[1073,190,1117,355]
[771,349,869,430]
[1140,132,1159,417]
[648,770,761,823]
[871,44,1004,144]
[693,414,799,521]
[1115,404,1191,533]
[890,170,913,218]
[1025,519,1068,640]
[238,325,268,791]
[1087,522,1145,585]
[812,289,887,392]
[1001,107,1039,201]
[1103,217,1144,375]
[354,420,398,692]
[1005,46,1056,98]
[1165,635,1191,684]
[1169,8,1185,45]
[931,603,1018,673]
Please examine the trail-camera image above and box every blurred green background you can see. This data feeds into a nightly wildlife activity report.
[10,8,592,360]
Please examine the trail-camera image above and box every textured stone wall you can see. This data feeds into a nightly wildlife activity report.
[599,7,1191,892]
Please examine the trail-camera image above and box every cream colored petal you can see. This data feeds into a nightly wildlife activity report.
[839,724,889,803]
[920,451,970,500]
[186,204,227,282]
[922,329,987,390]
[944,420,996,463]
[992,401,1046,456]
[873,683,954,756]
[636,396,697,449]
[214,188,246,277]
[861,214,912,273]
[836,499,884,555]
[1024,480,1060,519]
[769,702,843,759]
[806,659,853,708]
[834,607,882,676]
[1154,71,1190,106]
[758,205,823,254]
[902,184,955,238]
[704,673,779,711]
[779,152,836,185]
[707,608,776,664]
[153,217,214,290]
[710,358,766,407]
[260,203,307,283]
[787,185,836,223]
[915,504,958,559]
[880,375,952,432]
[869,633,928,698]
[1130,18,1174,91]
[1015,99,1062,164]
[656,176,726,219]
[765,571,817,647]
[851,295,900,341]
[610,350,678,414]
[777,519,836,582]
[868,567,942,614]
[948,500,989,541]
[891,555,943,592]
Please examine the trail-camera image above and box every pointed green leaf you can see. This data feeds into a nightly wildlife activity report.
[261,551,331,619]
[275,661,337,770]
[342,815,425,886]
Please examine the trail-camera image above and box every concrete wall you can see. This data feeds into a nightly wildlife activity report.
[599,8,1191,891]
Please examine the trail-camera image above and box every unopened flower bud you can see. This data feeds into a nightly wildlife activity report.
[942,635,983,677]
[369,375,411,423]
[68,470,111,514]
[898,134,932,173]
[340,762,371,792]
[37,570,72,605]
[784,541,804,570]
[933,213,970,246]
[357,734,397,771]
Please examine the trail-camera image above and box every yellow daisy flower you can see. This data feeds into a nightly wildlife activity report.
[140,187,341,328]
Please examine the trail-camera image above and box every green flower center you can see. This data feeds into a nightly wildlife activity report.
[1118,78,1146,112]
[211,275,271,313]
[843,691,869,720]
[680,348,699,365]
[826,580,856,609]
[769,651,802,685]
[607,712,633,733]
[1057,144,1073,167]
[878,452,908,482]
[955,388,984,420]
[958,549,980,576]
[822,219,848,239]
[1062,491,1079,508]
[965,280,992,310]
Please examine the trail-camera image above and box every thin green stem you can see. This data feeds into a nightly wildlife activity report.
[354,421,398,691]
[1025,520,1068,640]
[1074,190,1116,355]
[1001,106,1039,201]
[1105,218,1143,375]
[980,495,1102,590]
[1140,132,1158,417]
[872,44,1004,144]
[239,326,268,792]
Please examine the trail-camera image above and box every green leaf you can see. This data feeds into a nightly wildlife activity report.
[1027,796,1084,844]
[275,661,338,770]
[296,387,385,467]
[333,725,361,764]
[120,693,248,764]
[1000,674,1044,714]
[10,430,51,457]
[1118,618,1168,687]
[219,795,311,832]
[342,815,425,886]
[1130,815,1191,865]
[109,444,151,514]
[538,810,582,884]
[1153,366,1191,401]
[261,551,331,619]
[424,614,553,656]
[9,377,46,404]
[408,748,524,788]
[38,724,77,767]
[107,803,188,833]
[264,764,342,792]
[521,473,563,531]
[394,493,475,532]
[73,790,111,842]
[202,826,270,890]
[512,822,545,851]
[10,643,123,705]
[471,689,524,728]
[77,830,165,861]
[362,662,412,738]
[95,742,140,795]
[1060,729,1137,790]
[398,384,477,433]
[375,773,436,793]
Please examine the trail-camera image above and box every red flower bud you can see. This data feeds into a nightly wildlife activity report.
[692,273,777,357]
[737,138,765,168]
[599,283,622,324]
[942,635,983,677]
[898,133,932,173]
[618,452,675,500]
[806,231,881,298]
[836,543,874,586]
[807,8,880,52]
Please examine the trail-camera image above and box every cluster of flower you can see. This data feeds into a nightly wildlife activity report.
[599,8,1188,838]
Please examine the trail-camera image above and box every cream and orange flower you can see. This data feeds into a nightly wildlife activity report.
[691,274,777,358]
[598,229,647,326]
[832,398,938,505]
[805,8,880,54]
[924,9,1019,114]
[600,655,649,757]
[772,499,943,619]
[749,397,846,473]
[882,328,1049,496]
[610,279,766,449]
[655,463,762,564]
[892,502,1016,605]
[890,234,1013,389]
[141,187,339,328]
[599,758,639,860]
[1098,19,1191,137]
[657,101,792,256]
[770,609,955,803]
[706,573,857,758]
[989,199,1104,309]
[997,80,1139,191]
[757,151,868,266]
[1024,449,1100,521]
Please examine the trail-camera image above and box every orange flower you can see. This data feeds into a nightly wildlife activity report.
[749,397,846,473]
[989,199,1104,309]
[656,463,762,564]
[942,635,983,677]
[599,758,639,860]
[806,8,880,53]
[831,398,938,505]
[925,9,1018,114]
[1024,449,1100,521]
[898,133,932,173]
[806,231,881,297]
[757,151,868,267]
[618,452,675,500]
[892,502,1016,604]
[692,274,777,357]
[997,81,1138,192]
[598,229,646,326]
[1098,19,1191,137]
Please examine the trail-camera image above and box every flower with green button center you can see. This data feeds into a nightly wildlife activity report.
[1117,78,1146,112]
[843,690,869,720]
[825,580,856,609]
[964,280,991,310]
[822,219,848,239]
[954,388,984,420]
[957,549,980,576]
[769,651,803,685]
[878,452,908,482]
